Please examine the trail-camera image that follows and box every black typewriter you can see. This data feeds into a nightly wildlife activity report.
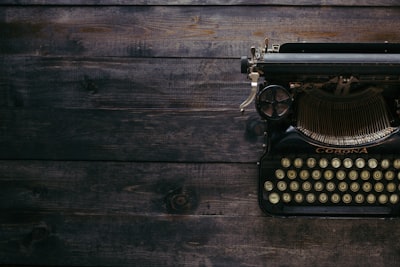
[240,39,400,216]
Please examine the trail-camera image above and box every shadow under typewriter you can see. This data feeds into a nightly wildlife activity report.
[241,41,400,217]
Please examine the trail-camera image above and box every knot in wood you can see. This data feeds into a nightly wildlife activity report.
[165,188,198,214]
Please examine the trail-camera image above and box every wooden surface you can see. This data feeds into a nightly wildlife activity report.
[1,1,400,267]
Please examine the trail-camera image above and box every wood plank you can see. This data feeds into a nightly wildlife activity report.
[1,6,400,57]
[0,57,248,110]
[0,161,260,216]
[1,213,400,266]
[0,109,264,162]
[1,0,400,6]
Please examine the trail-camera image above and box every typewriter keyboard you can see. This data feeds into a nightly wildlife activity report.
[261,155,400,216]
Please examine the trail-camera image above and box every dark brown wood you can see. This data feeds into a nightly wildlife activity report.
[0,109,263,162]
[1,0,400,6]
[1,6,400,58]
[0,160,259,216]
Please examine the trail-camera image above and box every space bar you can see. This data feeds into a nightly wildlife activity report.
[283,205,392,215]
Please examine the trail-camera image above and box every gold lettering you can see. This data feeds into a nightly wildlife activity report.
[314,146,368,154]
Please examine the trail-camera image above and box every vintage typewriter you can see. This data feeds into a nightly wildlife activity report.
[240,39,400,216]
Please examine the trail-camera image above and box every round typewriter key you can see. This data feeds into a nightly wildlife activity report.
[381,159,390,169]
[307,157,316,168]
[394,159,400,169]
[385,171,395,181]
[277,181,287,191]
[314,181,324,192]
[343,194,352,204]
[269,193,280,204]
[324,170,334,180]
[348,170,358,181]
[360,170,370,181]
[294,158,303,168]
[368,158,378,169]
[355,158,365,169]
[355,194,365,204]
[312,170,321,180]
[331,158,341,168]
[387,182,396,193]
[282,193,292,203]
[362,182,372,192]
[378,194,388,204]
[264,181,274,191]
[343,158,353,169]
[336,170,346,180]
[331,193,340,203]
[350,182,360,192]
[319,158,328,168]
[338,182,348,192]
[287,170,297,180]
[319,193,328,203]
[374,182,384,193]
[326,182,336,192]
[390,194,399,204]
[290,181,299,191]
[299,170,309,180]
[281,157,291,168]
[302,181,312,192]
[294,193,304,203]
[306,193,316,203]
[367,194,376,204]
[373,171,383,181]
[275,169,285,179]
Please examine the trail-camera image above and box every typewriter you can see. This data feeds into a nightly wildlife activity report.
[240,39,400,216]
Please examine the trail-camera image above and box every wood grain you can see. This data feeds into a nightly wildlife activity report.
[0,109,264,162]
[1,6,400,57]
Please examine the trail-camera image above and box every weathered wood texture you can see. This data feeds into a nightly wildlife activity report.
[2,2,400,267]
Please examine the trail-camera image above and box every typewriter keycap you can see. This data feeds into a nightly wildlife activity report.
[336,170,346,180]
[264,181,274,191]
[349,170,358,180]
[343,194,352,204]
[294,193,304,203]
[307,157,317,168]
[306,193,316,203]
[387,182,396,192]
[355,194,364,204]
[350,182,360,192]
[319,193,328,203]
[338,182,348,192]
[290,181,299,191]
[390,194,399,204]
[282,193,291,203]
[331,158,341,168]
[319,158,328,168]
[269,193,280,204]
[343,158,353,168]
[385,171,395,180]
[368,158,378,169]
[367,194,376,204]
[287,170,297,179]
[374,182,384,192]
[281,157,291,168]
[312,170,321,180]
[378,194,388,204]
[302,181,312,191]
[355,158,366,168]
[381,159,390,169]
[277,181,287,191]
[324,170,334,180]
[314,181,324,191]
[394,159,400,169]
[373,170,383,180]
[331,193,340,203]
[294,158,303,168]
[275,169,285,179]
[360,170,370,180]
[363,182,372,192]
[299,170,309,180]
[326,182,335,192]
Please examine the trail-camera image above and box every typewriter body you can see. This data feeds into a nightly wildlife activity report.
[241,39,400,217]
